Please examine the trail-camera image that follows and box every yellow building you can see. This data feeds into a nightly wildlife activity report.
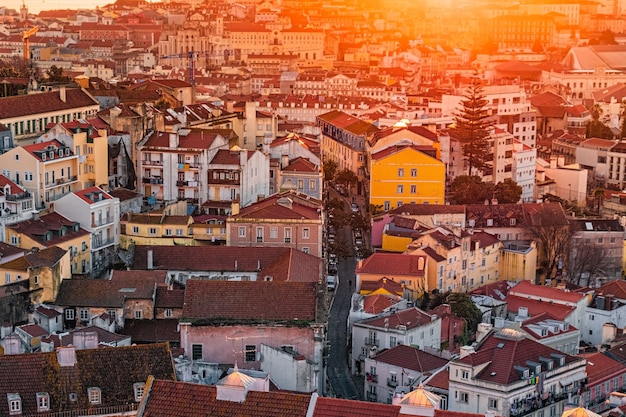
[0,246,71,304]
[119,212,194,249]
[0,139,80,209]
[369,144,445,211]
[6,212,91,275]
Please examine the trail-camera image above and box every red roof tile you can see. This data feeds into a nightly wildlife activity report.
[313,397,400,417]
[373,344,448,373]
[360,307,436,331]
[357,254,426,277]
[582,352,626,384]
[182,280,317,321]
[0,88,98,119]
[73,186,113,204]
[504,295,574,321]
[0,174,26,195]
[509,280,585,304]
[363,294,400,314]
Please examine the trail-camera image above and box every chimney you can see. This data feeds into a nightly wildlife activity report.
[550,156,557,169]
[281,155,289,169]
[59,85,66,103]
[459,345,475,358]
[169,133,178,148]
[147,249,154,270]
[240,149,247,167]
[231,201,240,216]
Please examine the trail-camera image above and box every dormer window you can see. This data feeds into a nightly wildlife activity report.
[133,382,146,402]
[7,393,21,415]
[87,387,101,405]
[65,148,70,156]
[36,393,50,412]
[48,151,53,159]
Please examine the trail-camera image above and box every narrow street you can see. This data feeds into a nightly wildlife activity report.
[325,223,361,400]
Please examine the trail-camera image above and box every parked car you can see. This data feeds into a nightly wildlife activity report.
[351,203,359,213]
[355,236,363,246]
[328,262,338,274]
[326,275,337,290]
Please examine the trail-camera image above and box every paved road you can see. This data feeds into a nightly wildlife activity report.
[326,223,361,400]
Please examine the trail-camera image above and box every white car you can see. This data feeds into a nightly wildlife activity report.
[326,275,337,290]
[351,203,359,213]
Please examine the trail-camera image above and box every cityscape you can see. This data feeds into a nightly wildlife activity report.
[1,0,626,416]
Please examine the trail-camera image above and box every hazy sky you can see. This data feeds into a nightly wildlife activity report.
[5,0,110,15]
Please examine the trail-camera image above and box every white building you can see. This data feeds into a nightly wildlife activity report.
[449,328,587,417]
[53,186,119,276]
[0,175,36,242]
[351,307,441,375]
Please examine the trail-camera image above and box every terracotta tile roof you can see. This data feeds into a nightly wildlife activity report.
[357,254,426,277]
[469,280,514,299]
[360,307,436,331]
[457,328,583,385]
[18,323,48,337]
[182,280,317,322]
[571,218,623,233]
[0,241,26,261]
[0,174,26,195]
[0,343,175,416]
[363,294,399,314]
[317,110,379,136]
[424,367,449,391]
[9,212,89,247]
[41,325,130,348]
[434,410,487,417]
[582,352,626,384]
[120,319,180,343]
[1,246,68,271]
[313,396,400,417]
[504,295,574,321]
[36,305,61,318]
[598,280,626,299]
[387,203,465,216]
[132,246,320,283]
[233,191,321,220]
[283,156,319,173]
[108,187,142,202]
[155,286,184,308]
[54,271,164,308]
[140,379,312,417]
[0,88,98,119]
[211,148,251,165]
[510,280,585,303]
[360,277,404,295]
[121,213,191,225]
[520,312,579,339]
[142,130,221,150]
[73,186,113,204]
[22,139,74,162]
[371,144,437,161]
[374,344,448,373]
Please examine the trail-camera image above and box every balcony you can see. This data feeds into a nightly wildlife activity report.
[364,337,379,347]
[177,180,199,187]
[143,159,163,166]
[366,391,377,402]
[387,377,398,388]
[92,237,115,250]
[142,177,164,184]
[366,373,378,383]
[509,391,575,417]
[92,216,113,227]
[46,176,78,188]
[5,191,31,201]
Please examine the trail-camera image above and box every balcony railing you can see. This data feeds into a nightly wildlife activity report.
[366,391,377,402]
[143,159,163,166]
[92,216,113,227]
[387,377,398,388]
[45,176,77,188]
[91,237,115,250]
[510,390,576,417]
[142,177,163,184]
[5,192,31,201]
[364,337,379,347]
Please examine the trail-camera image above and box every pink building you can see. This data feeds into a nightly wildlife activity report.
[227,191,323,257]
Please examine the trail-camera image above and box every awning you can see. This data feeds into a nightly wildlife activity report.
[559,371,586,387]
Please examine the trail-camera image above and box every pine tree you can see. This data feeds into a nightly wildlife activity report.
[453,77,493,175]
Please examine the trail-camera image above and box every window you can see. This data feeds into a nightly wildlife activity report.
[132,226,139,234]
[34,275,39,285]
[192,344,203,360]
[489,398,498,409]
[302,247,309,254]
[165,229,172,236]
[458,391,468,403]
[149,227,157,235]
[134,310,142,319]
[256,227,264,243]
[165,308,173,318]
[397,185,404,194]
[133,383,145,402]
[297,179,304,190]
[65,309,75,320]
[398,168,404,177]
[410,185,417,194]
[270,227,278,239]
[10,236,18,245]
[302,228,310,239]
[8,394,21,415]
[176,229,183,236]
[238,226,246,237]
[82,241,87,251]
[309,179,316,189]
[36,393,50,412]
[411,168,417,177]
[461,370,469,379]
[384,201,390,211]
[285,228,292,243]
[87,387,101,405]
[4,273,9,284]
[79,309,89,321]
[245,345,257,362]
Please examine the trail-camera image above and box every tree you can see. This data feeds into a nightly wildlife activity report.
[593,188,605,213]
[532,38,544,53]
[527,204,573,282]
[422,291,482,343]
[494,178,523,203]
[587,104,614,139]
[323,160,338,182]
[567,237,609,286]
[450,175,494,204]
[47,65,70,83]
[335,169,358,191]
[620,101,626,139]
[453,77,493,175]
